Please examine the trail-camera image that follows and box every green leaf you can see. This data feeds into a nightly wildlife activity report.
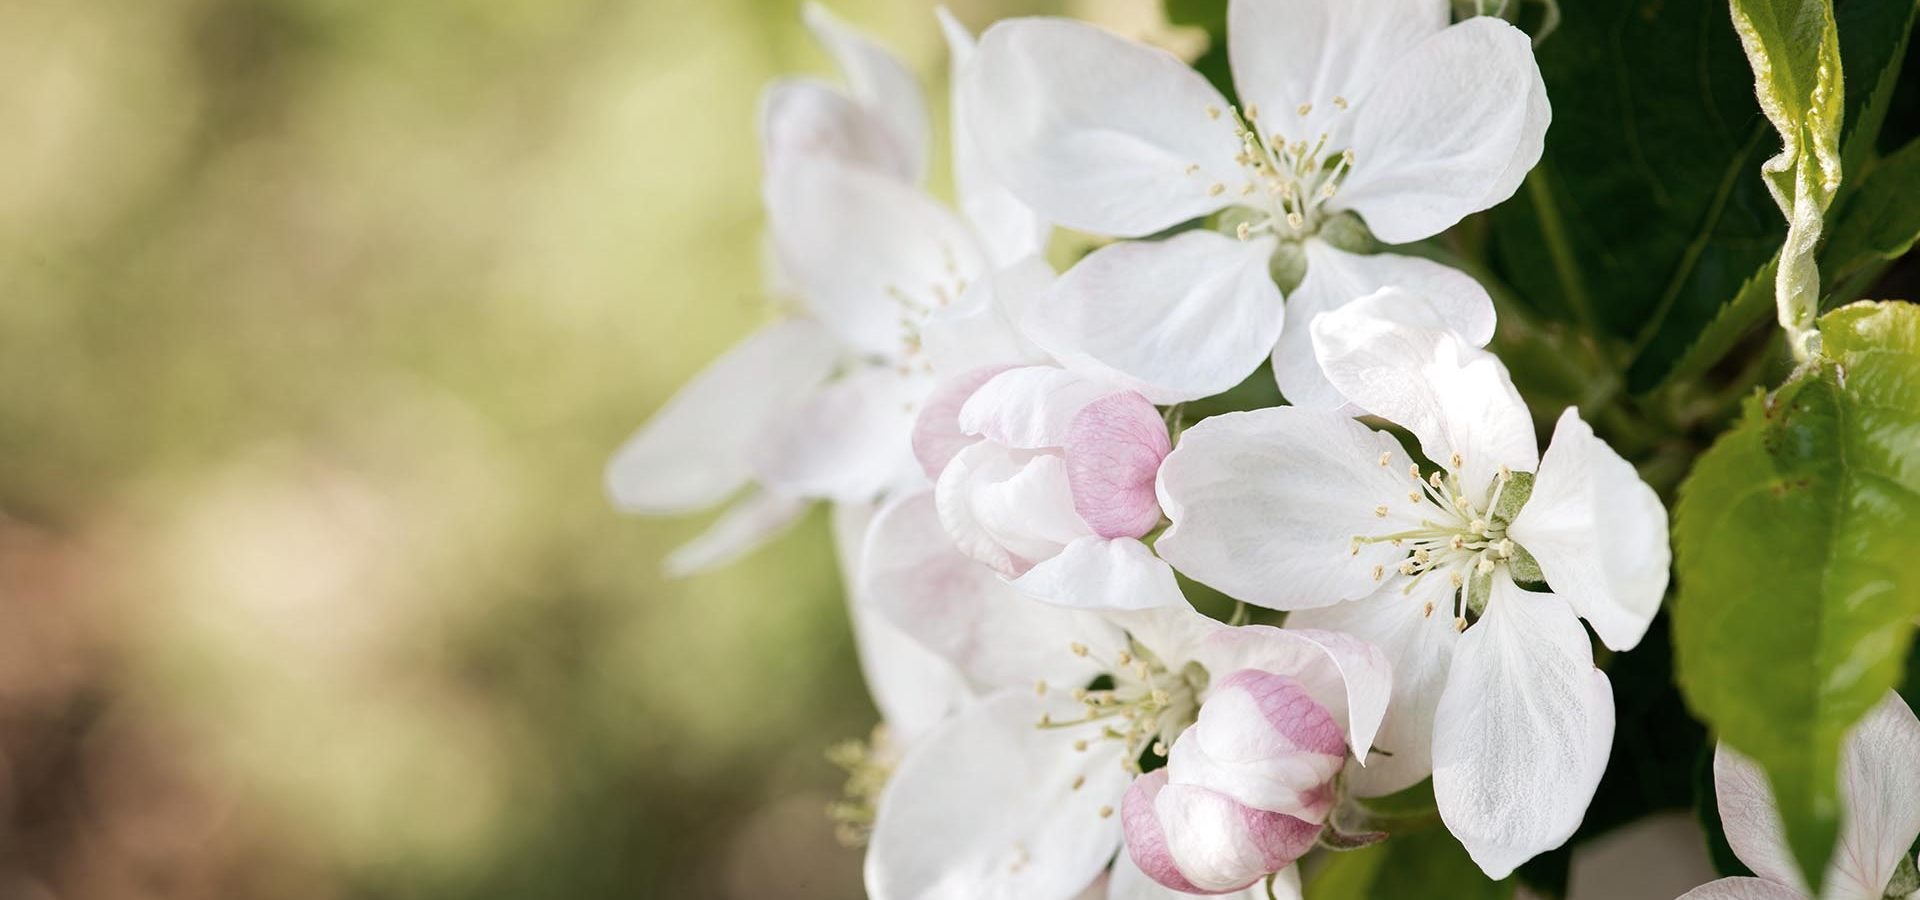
[1309,826,1513,900]
[1822,136,1920,282]
[1672,300,1920,887]
[1655,250,1780,392]
[1488,0,1782,391]
[1727,0,1845,352]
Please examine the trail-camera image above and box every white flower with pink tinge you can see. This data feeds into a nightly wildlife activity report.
[1124,671,1349,895]
[911,364,1186,612]
[1681,692,1920,900]
[957,0,1543,407]
[1155,285,1672,878]
[861,602,1392,900]
[604,4,1050,577]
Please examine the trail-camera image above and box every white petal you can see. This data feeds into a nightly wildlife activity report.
[1432,580,1613,880]
[1310,288,1538,493]
[662,489,811,577]
[1508,408,1671,652]
[961,18,1243,237]
[1012,537,1186,611]
[936,441,1091,574]
[1273,240,1495,411]
[1108,852,1292,900]
[939,9,1051,266]
[1713,745,1807,894]
[766,158,987,357]
[1154,407,1423,611]
[1152,778,1320,892]
[912,366,1006,480]
[759,78,916,180]
[1479,38,1552,216]
[862,492,1117,694]
[865,691,1131,900]
[1226,0,1448,149]
[959,366,1112,450]
[1674,878,1810,900]
[1031,231,1285,405]
[751,365,924,503]
[1284,581,1459,797]
[802,1,928,183]
[1335,17,1549,244]
[833,500,972,747]
[1178,619,1395,765]
[1827,692,1920,900]
[606,316,839,513]
[1167,673,1345,821]
[922,256,1055,378]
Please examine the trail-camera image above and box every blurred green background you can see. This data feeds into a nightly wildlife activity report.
[0,0,1189,896]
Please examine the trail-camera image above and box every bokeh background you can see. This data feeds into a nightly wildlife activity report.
[0,0,1190,896]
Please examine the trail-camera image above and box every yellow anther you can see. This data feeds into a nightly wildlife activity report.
[1379,452,1392,466]
[1074,739,1089,752]
[1296,102,1313,116]
[1454,617,1468,632]
[1245,103,1260,120]
[1070,642,1089,657]
[1374,505,1389,518]
[1185,163,1201,175]
[1333,95,1349,110]
[1116,649,1132,666]
[1372,565,1385,581]
[1099,806,1114,819]
[1208,183,1226,197]
[1422,601,1435,617]
[1206,105,1222,120]
[1237,222,1252,240]
[1072,775,1086,790]
[1449,452,1464,470]
[1449,571,1465,587]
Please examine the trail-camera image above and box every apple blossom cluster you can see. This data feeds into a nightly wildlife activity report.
[608,1,1697,897]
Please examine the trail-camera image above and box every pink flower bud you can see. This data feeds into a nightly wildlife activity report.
[1063,390,1171,539]
[1122,768,1320,894]
[1169,669,1347,822]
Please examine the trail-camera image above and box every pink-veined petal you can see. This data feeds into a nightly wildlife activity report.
[1031,231,1284,405]
[1108,851,1292,900]
[912,366,1009,480]
[1508,408,1671,652]
[1145,773,1320,893]
[1174,618,1393,766]
[606,316,838,513]
[1166,670,1346,821]
[961,18,1243,237]
[1432,580,1613,880]
[1273,241,1494,411]
[1065,390,1171,539]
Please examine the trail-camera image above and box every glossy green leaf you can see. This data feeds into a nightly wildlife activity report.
[1672,301,1920,886]
[1489,0,1782,391]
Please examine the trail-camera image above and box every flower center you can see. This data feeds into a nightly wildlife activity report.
[1349,453,1534,631]
[881,242,969,375]
[1036,639,1207,792]
[1191,100,1357,242]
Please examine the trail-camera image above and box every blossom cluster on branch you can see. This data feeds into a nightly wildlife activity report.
[606,1,1920,898]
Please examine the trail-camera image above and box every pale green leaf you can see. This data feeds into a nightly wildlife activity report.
[1727,0,1845,350]
[1672,301,1920,887]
